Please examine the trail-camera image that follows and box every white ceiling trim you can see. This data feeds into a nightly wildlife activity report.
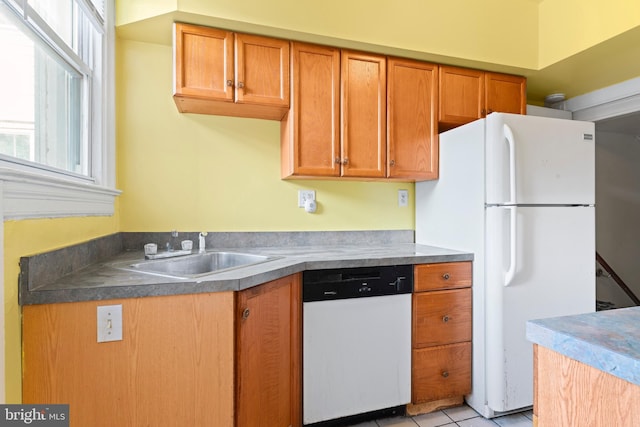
[565,77,640,122]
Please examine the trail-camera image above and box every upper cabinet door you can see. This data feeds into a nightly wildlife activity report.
[485,72,526,116]
[438,66,484,128]
[341,50,387,178]
[387,58,438,180]
[173,24,289,120]
[174,23,234,101]
[235,34,290,108]
[281,42,341,178]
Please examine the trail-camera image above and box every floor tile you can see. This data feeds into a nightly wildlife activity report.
[492,413,532,427]
[456,416,500,427]
[442,405,481,422]
[412,411,454,427]
[349,422,378,427]
[376,416,419,426]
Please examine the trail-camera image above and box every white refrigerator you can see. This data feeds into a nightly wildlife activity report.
[415,113,595,418]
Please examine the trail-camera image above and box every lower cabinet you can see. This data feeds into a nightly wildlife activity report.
[236,274,302,427]
[22,274,301,427]
[410,262,472,414]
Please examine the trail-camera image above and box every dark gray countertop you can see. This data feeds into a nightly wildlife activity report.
[20,239,473,305]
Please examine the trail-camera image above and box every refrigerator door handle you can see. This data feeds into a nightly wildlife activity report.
[504,206,517,287]
[504,124,516,204]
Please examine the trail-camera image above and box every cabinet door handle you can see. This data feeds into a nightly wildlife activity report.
[226,80,233,87]
[335,157,341,164]
[237,82,245,89]
[341,157,349,165]
[442,371,449,378]
[389,159,395,167]
[242,308,250,320]
[442,273,450,280]
[481,108,486,116]
[442,315,450,323]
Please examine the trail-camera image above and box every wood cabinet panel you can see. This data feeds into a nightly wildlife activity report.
[387,58,438,180]
[485,72,526,116]
[341,50,386,178]
[439,66,484,127]
[411,262,472,413]
[173,23,289,120]
[23,293,235,427]
[236,274,301,427]
[174,24,234,101]
[414,262,472,292]
[534,345,640,427]
[412,342,472,403]
[439,66,526,130]
[413,288,472,347]
[281,42,340,178]
[235,33,290,108]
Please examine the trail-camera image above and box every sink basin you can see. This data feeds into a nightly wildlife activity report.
[116,251,280,279]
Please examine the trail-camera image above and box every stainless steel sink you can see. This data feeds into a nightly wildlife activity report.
[115,251,280,279]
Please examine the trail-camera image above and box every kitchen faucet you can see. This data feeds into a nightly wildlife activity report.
[199,232,208,253]
[167,230,178,251]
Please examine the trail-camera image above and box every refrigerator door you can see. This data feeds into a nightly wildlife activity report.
[485,205,595,413]
[485,113,595,205]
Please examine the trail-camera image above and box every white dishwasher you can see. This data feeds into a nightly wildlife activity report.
[303,265,413,425]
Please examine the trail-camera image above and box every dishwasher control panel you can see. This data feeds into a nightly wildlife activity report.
[302,265,413,302]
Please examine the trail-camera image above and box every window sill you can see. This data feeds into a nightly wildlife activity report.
[0,168,120,220]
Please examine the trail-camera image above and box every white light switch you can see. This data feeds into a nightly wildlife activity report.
[97,304,122,343]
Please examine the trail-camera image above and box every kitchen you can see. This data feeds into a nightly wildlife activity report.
[3,0,640,426]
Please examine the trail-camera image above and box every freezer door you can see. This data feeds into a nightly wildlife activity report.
[485,205,595,413]
[485,113,595,205]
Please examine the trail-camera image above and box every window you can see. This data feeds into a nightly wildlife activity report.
[0,0,118,218]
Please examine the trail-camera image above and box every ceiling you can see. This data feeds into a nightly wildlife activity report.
[595,112,640,137]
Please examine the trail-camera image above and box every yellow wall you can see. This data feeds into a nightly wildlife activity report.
[4,215,118,402]
[538,0,640,68]
[116,0,540,71]
[117,38,414,232]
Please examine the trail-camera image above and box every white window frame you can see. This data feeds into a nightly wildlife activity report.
[0,0,119,220]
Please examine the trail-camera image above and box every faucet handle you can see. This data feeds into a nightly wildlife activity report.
[171,230,178,238]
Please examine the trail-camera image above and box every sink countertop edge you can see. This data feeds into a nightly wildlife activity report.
[20,243,473,305]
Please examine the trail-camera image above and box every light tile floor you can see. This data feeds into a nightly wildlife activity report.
[346,404,533,427]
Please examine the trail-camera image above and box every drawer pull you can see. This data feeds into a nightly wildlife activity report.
[442,273,450,280]
[442,315,450,323]
[442,371,449,378]
[242,308,250,320]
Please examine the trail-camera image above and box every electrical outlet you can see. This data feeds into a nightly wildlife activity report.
[398,189,409,207]
[97,304,123,343]
[298,190,316,208]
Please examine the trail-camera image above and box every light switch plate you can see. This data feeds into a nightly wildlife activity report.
[97,304,122,343]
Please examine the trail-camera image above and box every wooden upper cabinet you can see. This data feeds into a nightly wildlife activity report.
[281,42,340,178]
[485,72,526,116]
[387,58,438,180]
[341,50,387,178]
[439,65,526,129]
[235,33,290,108]
[173,23,289,120]
[438,66,484,128]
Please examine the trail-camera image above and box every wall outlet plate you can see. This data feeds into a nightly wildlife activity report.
[97,304,123,343]
[398,189,408,207]
[298,190,316,208]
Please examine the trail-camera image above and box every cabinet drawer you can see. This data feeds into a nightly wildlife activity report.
[413,288,471,347]
[414,262,471,292]
[412,342,471,403]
